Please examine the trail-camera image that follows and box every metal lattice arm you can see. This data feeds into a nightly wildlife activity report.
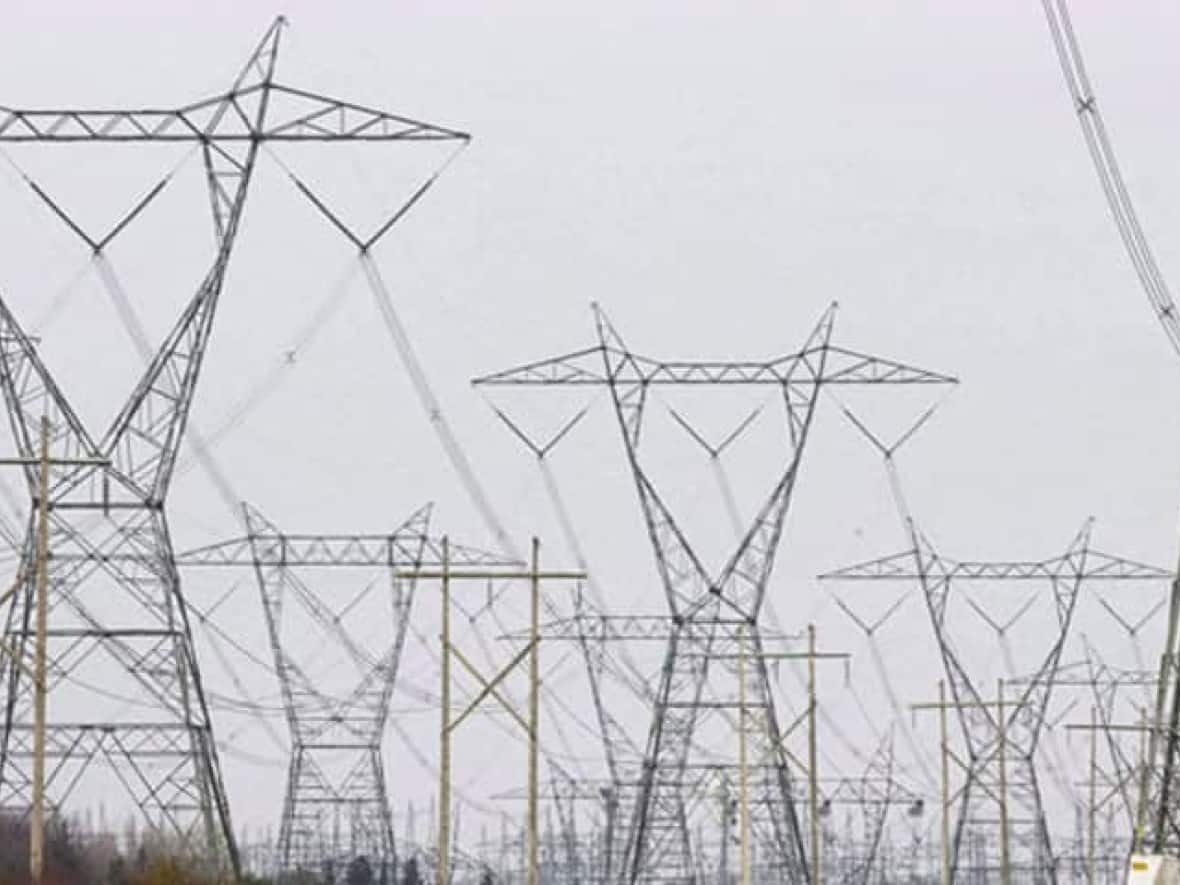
[0,84,468,144]
[501,614,801,644]
[820,549,1171,582]
[178,534,512,568]
[179,503,516,568]
[474,346,956,389]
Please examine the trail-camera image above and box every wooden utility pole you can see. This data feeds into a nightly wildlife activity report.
[527,537,540,885]
[30,417,51,885]
[439,538,452,885]
[738,625,751,885]
[1087,706,1097,885]
[937,680,951,885]
[0,417,108,885]
[912,680,1016,885]
[704,624,848,884]
[808,624,820,885]
[1067,703,1173,882]
[996,678,1010,885]
[414,539,583,885]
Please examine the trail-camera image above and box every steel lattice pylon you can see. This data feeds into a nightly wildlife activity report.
[0,18,468,874]
[179,505,516,882]
[475,304,955,883]
[821,522,1171,883]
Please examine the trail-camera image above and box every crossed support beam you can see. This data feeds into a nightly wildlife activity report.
[818,730,924,885]
[475,303,955,883]
[0,17,468,874]
[821,522,1171,883]
[178,504,516,882]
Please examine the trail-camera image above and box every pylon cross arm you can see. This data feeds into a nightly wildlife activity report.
[0,87,469,145]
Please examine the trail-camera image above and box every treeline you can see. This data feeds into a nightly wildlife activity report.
[0,819,497,884]
[0,812,229,885]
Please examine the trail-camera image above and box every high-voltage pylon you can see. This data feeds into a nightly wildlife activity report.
[178,505,515,882]
[0,18,468,872]
[821,523,1171,883]
[475,304,955,883]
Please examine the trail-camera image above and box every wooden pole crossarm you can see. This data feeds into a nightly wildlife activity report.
[779,706,810,743]
[447,640,532,734]
[0,569,26,614]
[0,457,110,467]
[1066,722,1168,734]
[434,536,567,885]
[391,569,585,581]
[950,770,1001,807]
[0,636,36,683]
[702,652,851,661]
[946,746,975,779]
[775,742,809,777]
[911,699,1013,712]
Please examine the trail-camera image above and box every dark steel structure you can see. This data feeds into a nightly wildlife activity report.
[821,522,1171,882]
[1040,0,1180,860]
[0,18,468,873]
[179,505,515,882]
[475,303,954,883]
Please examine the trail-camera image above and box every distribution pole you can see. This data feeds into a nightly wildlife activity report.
[738,624,751,885]
[939,680,950,885]
[681,624,848,882]
[30,416,50,885]
[439,539,452,885]
[421,540,582,885]
[808,624,820,885]
[0,416,109,885]
[1087,706,1096,885]
[997,678,1010,885]
[528,538,540,885]
[912,681,1021,885]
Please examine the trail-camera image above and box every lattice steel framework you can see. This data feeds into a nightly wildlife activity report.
[0,18,468,874]
[819,731,923,885]
[821,523,1171,883]
[179,505,515,882]
[475,304,955,883]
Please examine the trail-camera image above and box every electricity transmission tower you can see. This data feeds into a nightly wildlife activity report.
[1041,0,1180,860]
[178,504,516,882]
[475,303,955,882]
[821,521,1171,883]
[0,18,468,873]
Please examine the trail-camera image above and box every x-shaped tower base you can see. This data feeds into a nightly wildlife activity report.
[821,522,1171,883]
[180,505,515,882]
[475,304,954,883]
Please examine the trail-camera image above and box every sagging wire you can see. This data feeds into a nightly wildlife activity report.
[268,141,556,734]
[825,385,956,791]
[1041,0,1180,362]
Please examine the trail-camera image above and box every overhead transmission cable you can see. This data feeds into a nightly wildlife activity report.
[826,387,953,794]
[1041,0,1180,359]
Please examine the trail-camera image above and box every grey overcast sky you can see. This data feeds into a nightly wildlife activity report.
[1,0,1179,852]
